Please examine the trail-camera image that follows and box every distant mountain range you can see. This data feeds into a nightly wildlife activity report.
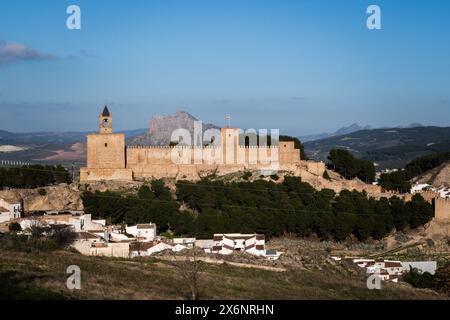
[0,129,146,145]
[304,126,450,169]
[0,129,146,165]
[299,123,425,143]
[299,123,372,142]
[0,110,447,170]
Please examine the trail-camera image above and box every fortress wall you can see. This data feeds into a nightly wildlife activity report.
[80,168,133,181]
[126,146,174,165]
[305,160,326,176]
[415,190,441,204]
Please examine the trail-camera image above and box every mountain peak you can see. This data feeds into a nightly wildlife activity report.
[128,111,219,146]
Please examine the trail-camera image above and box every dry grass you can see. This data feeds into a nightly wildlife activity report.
[0,249,445,300]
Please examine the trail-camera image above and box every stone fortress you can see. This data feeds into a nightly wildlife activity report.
[79,106,450,221]
[80,106,327,182]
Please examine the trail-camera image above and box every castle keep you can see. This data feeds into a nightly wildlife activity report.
[80,107,317,182]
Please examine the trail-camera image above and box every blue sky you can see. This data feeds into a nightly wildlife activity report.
[0,0,449,135]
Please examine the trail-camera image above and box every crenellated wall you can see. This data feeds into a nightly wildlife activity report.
[124,142,301,180]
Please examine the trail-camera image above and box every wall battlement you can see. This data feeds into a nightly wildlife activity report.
[127,145,285,149]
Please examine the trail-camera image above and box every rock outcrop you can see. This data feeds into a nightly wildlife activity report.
[128,111,219,146]
[0,183,83,212]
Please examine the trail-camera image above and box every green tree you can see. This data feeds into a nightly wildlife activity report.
[327,149,375,183]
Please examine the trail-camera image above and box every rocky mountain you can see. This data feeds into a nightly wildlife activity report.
[128,111,220,146]
[299,123,372,142]
[304,126,450,170]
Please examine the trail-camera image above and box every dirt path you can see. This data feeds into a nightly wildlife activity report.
[158,255,286,272]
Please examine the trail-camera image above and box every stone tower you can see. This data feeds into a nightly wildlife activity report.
[79,106,133,181]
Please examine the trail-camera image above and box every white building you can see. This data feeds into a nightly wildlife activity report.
[129,241,173,257]
[401,261,437,275]
[354,258,405,282]
[126,223,156,242]
[195,239,214,253]
[19,213,104,232]
[173,237,196,248]
[0,198,21,223]
[211,233,266,256]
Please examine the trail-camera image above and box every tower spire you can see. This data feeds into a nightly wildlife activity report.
[102,105,111,117]
[99,105,112,134]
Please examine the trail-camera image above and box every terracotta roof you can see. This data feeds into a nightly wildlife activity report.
[385,262,403,268]
[224,235,254,240]
[223,244,235,250]
[129,241,156,251]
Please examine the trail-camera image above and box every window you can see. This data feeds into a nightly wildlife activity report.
[105,143,108,147]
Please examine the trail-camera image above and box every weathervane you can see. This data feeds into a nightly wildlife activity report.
[225,114,231,128]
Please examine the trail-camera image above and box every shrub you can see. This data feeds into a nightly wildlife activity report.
[403,268,435,289]
[242,171,252,180]
[8,222,22,232]
[322,170,331,181]
[38,189,47,196]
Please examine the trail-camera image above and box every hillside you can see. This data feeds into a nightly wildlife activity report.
[0,246,444,300]
[304,126,450,169]
[413,161,450,187]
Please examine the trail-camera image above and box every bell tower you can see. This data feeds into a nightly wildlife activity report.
[99,105,113,134]
[79,106,133,182]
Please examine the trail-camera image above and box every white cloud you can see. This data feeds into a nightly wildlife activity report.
[0,40,55,66]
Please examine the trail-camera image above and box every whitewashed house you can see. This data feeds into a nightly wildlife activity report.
[195,239,214,253]
[172,243,188,252]
[126,223,156,242]
[20,213,104,232]
[211,233,266,256]
[0,198,21,223]
[129,241,173,257]
[72,231,130,258]
[173,237,196,248]
[355,258,404,282]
